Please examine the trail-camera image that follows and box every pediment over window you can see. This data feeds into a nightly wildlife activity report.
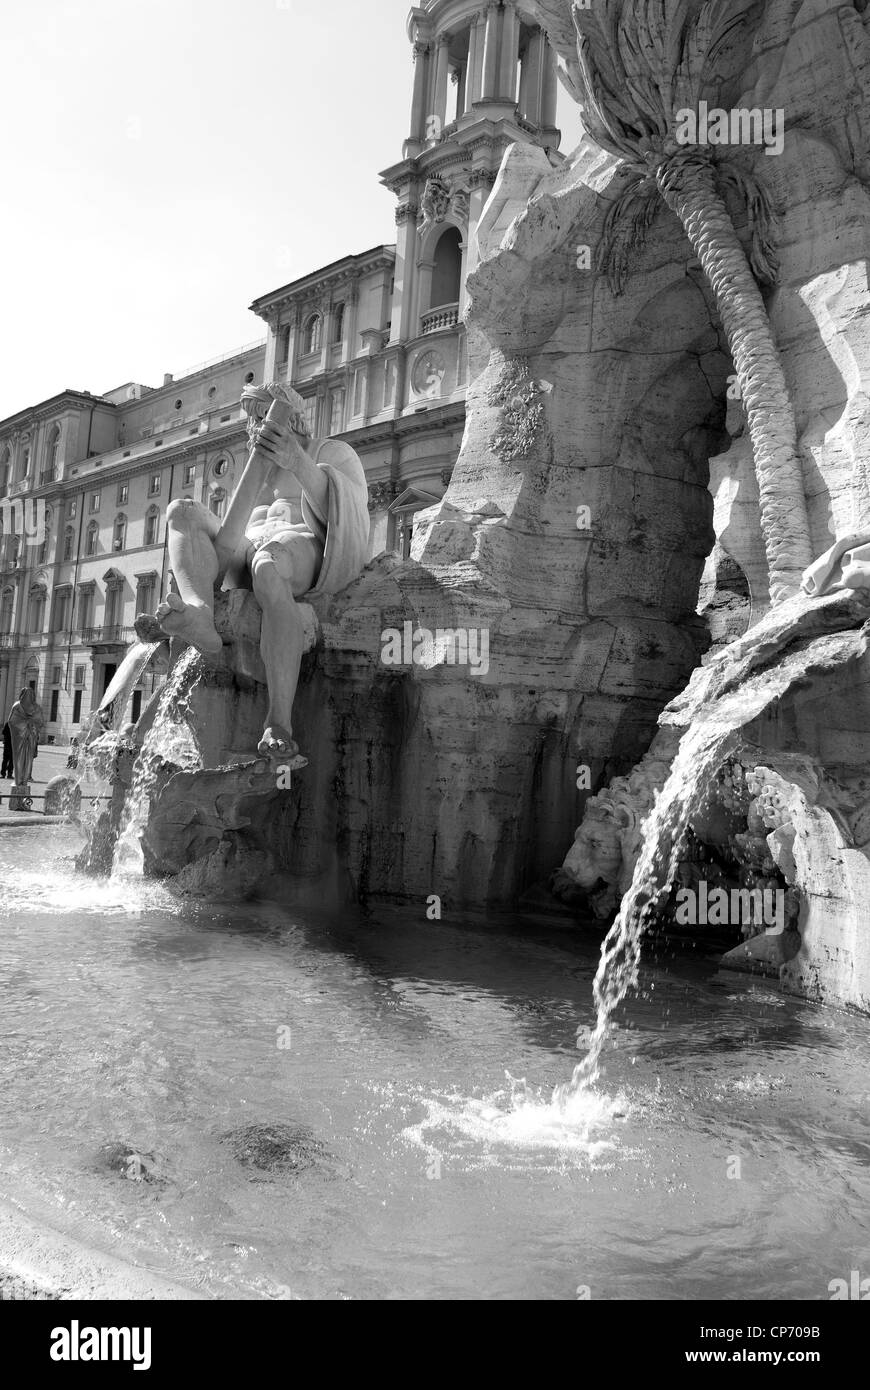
[388,486,440,515]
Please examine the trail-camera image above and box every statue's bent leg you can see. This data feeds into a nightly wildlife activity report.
[141,499,223,657]
[250,533,320,758]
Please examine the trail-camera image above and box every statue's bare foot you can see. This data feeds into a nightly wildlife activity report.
[258,725,304,760]
[152,594,223,658]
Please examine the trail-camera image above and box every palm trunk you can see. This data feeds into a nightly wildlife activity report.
[656,156,812,605]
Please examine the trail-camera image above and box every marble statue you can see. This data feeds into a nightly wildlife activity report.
[801,533,870,598]
[136,382,369,761]
[7,688,45,811]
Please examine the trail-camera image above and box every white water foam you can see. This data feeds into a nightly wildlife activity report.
[112,648,204,877]
[403,1074,630,1167]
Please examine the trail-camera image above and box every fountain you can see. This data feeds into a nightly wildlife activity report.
[6,0,870,1307]
[62,2,870,1036]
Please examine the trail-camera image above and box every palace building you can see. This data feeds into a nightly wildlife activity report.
[0,0,563,738]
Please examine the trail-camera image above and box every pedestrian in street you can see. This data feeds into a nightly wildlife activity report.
[1,719,13,779]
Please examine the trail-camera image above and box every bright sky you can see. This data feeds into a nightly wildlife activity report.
[0,0,582,421]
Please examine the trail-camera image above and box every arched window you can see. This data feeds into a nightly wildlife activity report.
[63,526,75,562]
[0,447,9,493]
[28,584,46,634]
[113,514,127,552]
[86,521,99,557]
[144,506,160,546]
[35,505,52,565]
[15,441,30,484]
[302,313,322,356]
[45,424,61,476]
[0,587,14,634]
[332,303,345,345]
[430,226,463,309]
[9,535,20,568]
[209,487,226,519]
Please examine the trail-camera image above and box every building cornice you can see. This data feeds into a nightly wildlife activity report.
[0,390,114,435]
[249,247,397,320]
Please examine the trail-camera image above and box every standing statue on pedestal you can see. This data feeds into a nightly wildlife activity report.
[136,383,370,762]
[7,688,45,811]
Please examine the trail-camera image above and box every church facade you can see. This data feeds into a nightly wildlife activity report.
[0,0,562,738]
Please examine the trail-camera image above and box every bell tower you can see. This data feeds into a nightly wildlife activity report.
[381,1,562,350]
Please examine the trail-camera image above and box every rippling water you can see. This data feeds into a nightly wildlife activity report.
[1,827,869,1300]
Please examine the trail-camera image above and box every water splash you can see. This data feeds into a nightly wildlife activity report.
[555,592,856,1102]
[112,648,204,877]
[404,1074,628,1168]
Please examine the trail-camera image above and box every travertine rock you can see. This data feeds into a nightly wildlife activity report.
[126,3,870,1013]
[557,589,870,1010]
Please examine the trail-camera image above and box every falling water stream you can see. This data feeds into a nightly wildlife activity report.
[111,648,204,876]
[553,604,851,1109]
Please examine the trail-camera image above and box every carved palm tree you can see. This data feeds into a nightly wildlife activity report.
[573,0,812,604]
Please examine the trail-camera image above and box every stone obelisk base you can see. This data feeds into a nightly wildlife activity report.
[8,783,34,812]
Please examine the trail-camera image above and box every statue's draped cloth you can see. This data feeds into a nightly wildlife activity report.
[9,700,42,785]
[299,438,370,599]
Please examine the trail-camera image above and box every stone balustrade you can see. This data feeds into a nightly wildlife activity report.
[421,303,460,335]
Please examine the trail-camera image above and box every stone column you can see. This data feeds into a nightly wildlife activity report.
[10,433,22,488]
[389,201,418,343]
[481,2,501,100]
[463,170,496,296]
[471,10,487,107]
[32,421,44,485]
[409,40,430,143]
[263,318,279,381]
[284,311,300,384]
[522,27,544,125]
[518,29,534,120]
[455,64,466,116]
[315,385,329,436]
[344,283,360,366]
[541,41,559,130]
[465,15,481,111]
[498,1,519,102]
[318,298,331,377]
[432,32,451,129]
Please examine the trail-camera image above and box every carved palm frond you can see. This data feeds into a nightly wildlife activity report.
[571,0,812,602]
[716,164,779,285]
[574,0,763,161]
[596,179,662,295]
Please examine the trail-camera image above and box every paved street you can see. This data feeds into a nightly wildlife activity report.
[0,743,98,825]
